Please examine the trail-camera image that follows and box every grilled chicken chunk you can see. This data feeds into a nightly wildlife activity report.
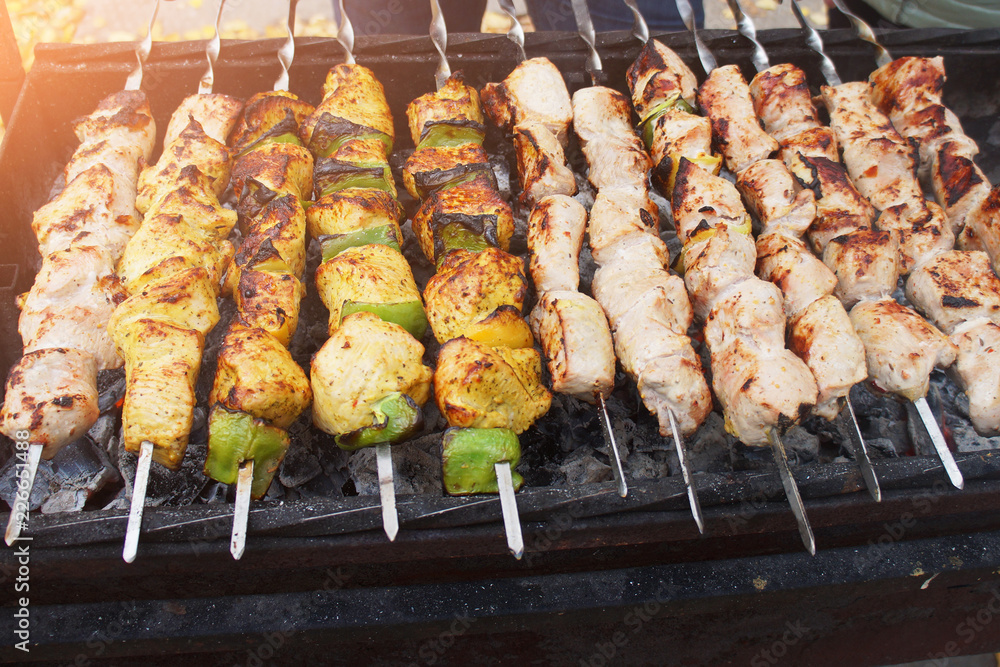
[933,143,992,237]
[311,312,433,436]
[1,349,99,458]
[849,297,957,400]
[481,57,573,146]
[230,141,314,203]
[137,119,232,213]
[789,295,868,420]
[682,226,757,322]
[711,338,818,446]
[672,158,749,244]
[588,186,660,261]
[163,93,243,146]
[699,65,779,174]
[424,248,530,345]
[626,39,698,121]
[572,86,652,192]
[227,192,308,297]
[402,143,489,200]
[412,173,515,264]
[756,232,838,318]
[963,185,1000,273]
[228,91,316,156]
[737,159,816,237]
[66,91,157,187]
[749,64,821,144]
[434,337,552,433]
[950,321,1000,436]
[512,121,577,206]
[18,245,125,371]
[527,195,586,294]
[906,250,1000,334]
[210,324,312,429]
[822,230,901,308]
[644,107,717,192]
[530,291,615,401]
[306,187,403,240]
[704,278,788,354]
[406,72,484,146]
[316,243,423,335]
[299,64,395,148]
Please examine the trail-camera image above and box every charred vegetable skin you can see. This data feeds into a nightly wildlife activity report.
[206,91,315,491]
[304,65,435,452]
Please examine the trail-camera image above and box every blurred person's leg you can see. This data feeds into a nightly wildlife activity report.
[527,0,703,32]
[342,0,487,36]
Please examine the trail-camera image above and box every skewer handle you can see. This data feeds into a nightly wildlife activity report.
[845,396,882,502]
[429,0,451,90]
[913,397,964,490]
[198,0,227,95]
[668,408,704,534]
[5,443,42,545]
[787,0,842,86]
[273,0,299,92]
[622,0,649,44]
[497,0,526,63]
[375,443,399,541]
[674,0,716,75]
[123,440,154,563]
[596,393,627,498]
[570,0,605,86]
[724,0,769,73]
[826,0,892,68]
[495,462,524,559]
[230,459,253,559]
[334,0,355,64]
[124,0,160,91]
[767,429,816,555]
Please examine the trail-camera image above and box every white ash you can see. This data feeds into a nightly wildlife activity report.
[348,435,443,496]
[560,446,613,485]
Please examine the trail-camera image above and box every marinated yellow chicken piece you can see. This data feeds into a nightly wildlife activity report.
[412,174,515,263]
[118,166,238,294]
[299,64,395,147]
[306,187,403,240]
[137,119,232,213]
[225,193,308,296]
[423,248,528,343]
[114,319,204,469]
[210,323,312,429]
[435,337,552,433]
[233,260,306,348]
[229,91,316,156]
[163,93,243,146]
[407,72,485,146]
[311,312,432,435]
[231,141,314,202]
[402,143,489,200]
[109,266,220,339]
[316,243,422,334]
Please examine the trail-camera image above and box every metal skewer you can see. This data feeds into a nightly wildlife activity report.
[430,0,523,558]
[334,0,354,65]
[768,429,816,555]
[227,0,303,561]
[724,0,882,503]
[499,0,626,499]
[5,442,41,545]
[124,0,229,563]
[604,0,702,526]
[124,0,161,92]
[788,0,963,492]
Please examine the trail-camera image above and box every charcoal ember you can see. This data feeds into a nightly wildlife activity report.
[296,471,343,499]
[198,480,228,504]
[102,488,127,511]
[630,450,669,481]
[849,384,910,455]
[87,413,118,454]
[489,153,512,202]
[560,445,613,485]
[188,407,207,445]
[781,426,821,464]
[0,453,56,512]
[685,412,732,473]
[866,438,899,458]
[278,440,322,489]
[119,441,209,506]
[0,438,119,514]
[96,369,126,413]
[347,437,443,496]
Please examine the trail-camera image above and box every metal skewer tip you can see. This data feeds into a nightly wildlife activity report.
[913,396,964,490]
[123,440,154,563]
[845,396,882,502]
[376,443,399,541]
[724,0,769,73]
[570,0,604,86]
[497,0,526,63]
[335,0,355,64]
[429,0,451,89]
[273,0,299,92]
[623,0,649,44]
[767,429,816,555]
[495,461,524,559]
[230,460,254,560]
[596,393,628,498]
[668,409,704,534]
[5,443,42,545]
[198,0,227,95]
[787,0,842,87]
[674,0,716,75]
[124,0,160,91]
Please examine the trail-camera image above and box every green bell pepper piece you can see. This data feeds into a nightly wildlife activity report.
[339,299,428,340]
[335,392,424,450]
[441,427,524,495]
[319,224,401,261]
[417,123,486,149]
[307,112,393,158]
[317,167,395,198]
[435,222,490,267]
[639,96,696,149]
[205,406,291,499]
